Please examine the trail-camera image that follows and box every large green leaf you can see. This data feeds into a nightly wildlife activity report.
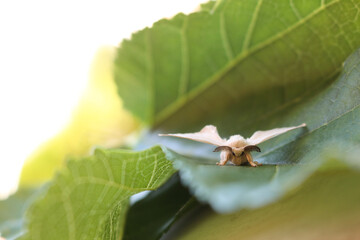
[19,146,175,240]
[165,154,360,240]
[161,47,360,213]
[114,0,360,133]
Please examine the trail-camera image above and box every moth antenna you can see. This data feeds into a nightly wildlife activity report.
[244,145,261,152]
[213,146,235,156]
[213,146,231,152]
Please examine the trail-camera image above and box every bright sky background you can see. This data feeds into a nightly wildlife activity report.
[0,0,205,199]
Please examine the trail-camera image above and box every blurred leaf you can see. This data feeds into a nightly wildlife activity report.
[0,187,40,240]
[166,157,360,240]
[20,47,139,186]
[123,173,197,240]
[199,0,216,11]
[19,146,175,240]
[114,0,360,134]
[162,47,360,213]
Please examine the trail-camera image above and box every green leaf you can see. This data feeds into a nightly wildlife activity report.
[161,47,360,213]
[19,146,176,240]
[166,156,360,240]
[114,0,360,132]
[123,173,197,240]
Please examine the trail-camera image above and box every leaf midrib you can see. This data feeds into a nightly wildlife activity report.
[155,0,340,125]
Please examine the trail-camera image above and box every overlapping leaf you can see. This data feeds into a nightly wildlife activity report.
[19,146,175,240]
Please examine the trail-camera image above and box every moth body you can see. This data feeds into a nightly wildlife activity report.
[226,135,247,148]
[218,147,260,166]
[219,150,248,166]
[159,123,306,167]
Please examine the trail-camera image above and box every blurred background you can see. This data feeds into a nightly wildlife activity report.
[0,0,205,199]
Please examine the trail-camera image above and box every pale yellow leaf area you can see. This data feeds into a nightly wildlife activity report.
[20,46,139,186]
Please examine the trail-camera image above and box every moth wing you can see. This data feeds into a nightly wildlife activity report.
[247,123,306,145]
[159,125,226,146]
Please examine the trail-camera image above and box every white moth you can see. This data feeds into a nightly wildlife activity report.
[159,123,306,166]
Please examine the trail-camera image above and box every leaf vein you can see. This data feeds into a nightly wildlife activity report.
[178,17,190,97]
[58,182,76,240]
[147,154,158,188]
[241,0,263,52]
[145,29,155,123]
[220,12,234,60]
[101,156,115,182]
[289,0,302,20]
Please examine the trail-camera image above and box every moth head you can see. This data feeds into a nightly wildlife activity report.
[226,135,247,148]
[213,145,261,157]
[213,146,244,157]
[232,145,261,157]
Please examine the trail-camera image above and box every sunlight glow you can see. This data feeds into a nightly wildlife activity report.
[0,0,206,199]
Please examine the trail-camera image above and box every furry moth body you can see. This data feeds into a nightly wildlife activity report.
[159,123,306,166]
